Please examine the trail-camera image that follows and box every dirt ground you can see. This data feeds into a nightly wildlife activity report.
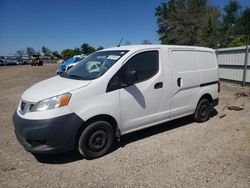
[0,64,250,188]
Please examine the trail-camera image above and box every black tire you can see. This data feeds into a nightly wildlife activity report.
[194,98,211,123]
[78,121,114,159]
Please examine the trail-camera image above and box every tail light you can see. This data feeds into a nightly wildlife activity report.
[217,81,221,93]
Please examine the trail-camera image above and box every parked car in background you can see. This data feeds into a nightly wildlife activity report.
[56,54,86,74]
[0,57,29,66]
[17,60,28,65]
[0,59,6,66]
[5,60,18,66]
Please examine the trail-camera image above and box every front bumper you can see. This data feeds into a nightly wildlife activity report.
[56,69,65,75]
[13,111,84,154]
[56,66,66,75]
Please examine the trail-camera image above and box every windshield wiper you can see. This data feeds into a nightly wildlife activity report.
[67,74,84,80]
[61,73,95,80]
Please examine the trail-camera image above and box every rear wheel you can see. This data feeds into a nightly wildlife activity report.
[78,121,114,159]
[194,98,211,122]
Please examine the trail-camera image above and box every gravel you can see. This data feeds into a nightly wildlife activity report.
[0,64,250,188]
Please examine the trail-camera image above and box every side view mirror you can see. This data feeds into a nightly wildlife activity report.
[124,70,137,86]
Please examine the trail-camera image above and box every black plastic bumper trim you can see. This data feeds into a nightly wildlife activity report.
[200,81,218,87]
[211,98,219,107]
[13,111,84,154]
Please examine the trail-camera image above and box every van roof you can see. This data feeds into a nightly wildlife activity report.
[102,45,214,52]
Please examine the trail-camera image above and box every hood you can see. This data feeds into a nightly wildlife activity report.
[63,58,80,66]
[22,76,91,102]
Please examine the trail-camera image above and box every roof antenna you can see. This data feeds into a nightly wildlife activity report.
[117,38,123,47]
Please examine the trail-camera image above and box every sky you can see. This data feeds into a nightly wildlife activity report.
[0,0,249,56]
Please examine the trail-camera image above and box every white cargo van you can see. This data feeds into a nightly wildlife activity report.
[13,45,219,159]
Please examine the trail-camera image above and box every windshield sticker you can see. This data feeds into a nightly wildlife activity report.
[97,56,106,59]
[107,55,120,60]
[120,52,125,54]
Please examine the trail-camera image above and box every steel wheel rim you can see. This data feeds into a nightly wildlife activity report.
[87,130,107,152]
[200,105,208,118]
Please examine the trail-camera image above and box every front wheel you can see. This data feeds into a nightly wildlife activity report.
[194,98,211,123]
[78,121,114,159]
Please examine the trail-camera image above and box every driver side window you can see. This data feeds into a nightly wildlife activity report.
[107,50,159,92]
[124,51,159,82]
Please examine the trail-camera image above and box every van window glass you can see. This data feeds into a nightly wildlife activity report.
[107,51,159,92]
[61,50,128,80]
[124,51,159,82]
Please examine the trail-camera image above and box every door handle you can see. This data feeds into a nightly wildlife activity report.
[177,78,182,87]
[154,82,163,89]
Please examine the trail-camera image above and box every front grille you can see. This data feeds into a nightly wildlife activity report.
[29,104,35,111]
[21,101,26,111]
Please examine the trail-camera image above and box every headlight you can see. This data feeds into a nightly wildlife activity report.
[32,93,71,112]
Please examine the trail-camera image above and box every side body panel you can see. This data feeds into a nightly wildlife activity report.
[169,49,219,119]
[157,49,172,122]
[169,49,201,118]
[119,49,170,134]
[68,54,128,131]
[69,46,219,136]
[196,50,219,104]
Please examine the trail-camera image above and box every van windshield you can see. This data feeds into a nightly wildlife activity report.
[61,50,128,80]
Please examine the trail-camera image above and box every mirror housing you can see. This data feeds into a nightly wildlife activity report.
[124,70,137,86]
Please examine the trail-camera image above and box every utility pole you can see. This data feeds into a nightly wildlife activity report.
[242,35,249,86]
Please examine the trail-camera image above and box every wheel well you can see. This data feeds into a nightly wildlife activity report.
[85,115,118,132]
[66,65,73,71]
[199,94,213,104]
[75,115,119,148]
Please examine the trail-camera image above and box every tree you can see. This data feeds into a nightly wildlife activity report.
[236,8,250,44]
[15,50,25,57]
[61,49,75,59]
[96,46,104,50]
[26,47,35,57]
[200,6,221,48]
[155,0,220,47]
[155,0,250,48]
[219,0,241,47]
[42,46,51,56]
[52,51,62,59]
[155,0,222,47]
[80,43,96,55]
[142,40,152,44]
[227,37,245,47]
[74,47,81,55]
